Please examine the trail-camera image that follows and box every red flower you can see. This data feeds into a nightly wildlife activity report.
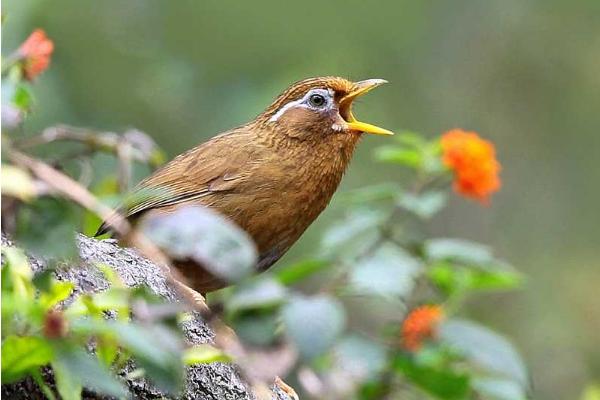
[402,305,444,351]
[441,129,501,204]
[18,29,54,81]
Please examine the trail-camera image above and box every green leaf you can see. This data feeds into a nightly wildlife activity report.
[82,210,104,238]
[394,353,470,400]
[53,345,127,399]
[16,197,79,260]
[39,281,74,310]
[422,141,445,174]
[96,335,119,367]
[2,246,33,280]
[12,84,34,111]
[1,336,54,383]
[141,206,257,283]
[428,261,523,295]
[52,359,82,400]
[91,288,131,313]
[349,244,422,298]
[64,295,96,318]
[182,344,231,365]
[440,319,529,391]
[425,238,494,265]
[394,131,427,147]
[227,277,287,313]
[110,323,184,394]
[274,259,330,285]
[2,246,35,303]
[332,335,387,380]
[321,208,385,255]
[31,369,58,400]
[32,269,55,293]
[1,165,37,201]
[473,377,528,400]
[96,263,125,288]
[398,190,448,219]
[375,146,423,168]
[71,319,184,394]
[233,313,279,346]
[374,131,443,174]
[282,294,346,359]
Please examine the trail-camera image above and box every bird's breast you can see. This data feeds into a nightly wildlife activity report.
[223,138,356,268]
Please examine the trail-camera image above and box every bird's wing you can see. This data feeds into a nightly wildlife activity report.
[95,129,253,236]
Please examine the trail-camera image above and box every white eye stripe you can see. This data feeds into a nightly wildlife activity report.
[269,88,334,122]
[268,98,307,122]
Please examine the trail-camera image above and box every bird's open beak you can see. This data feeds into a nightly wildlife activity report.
[339,79,394,136]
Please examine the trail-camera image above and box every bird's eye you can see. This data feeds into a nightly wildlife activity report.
[308,93,327,108]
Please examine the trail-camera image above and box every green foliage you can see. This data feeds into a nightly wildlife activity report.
[183,344,231,365]
[2,336,54,383]
[52,344,127,399]
[394,352,471,400]
[226,277,287,314]
[440,319,529,393]
[320,207,385,256]
[282,294,346,360]
[375,131,445,175]
[16,197,80,260]
[274,259,330,285]
[428,261,522,295]
[398,190,448,219]
[333,335,387,380]
[348,244,421,298]
[0,245,221,397]
[141,206,258,283]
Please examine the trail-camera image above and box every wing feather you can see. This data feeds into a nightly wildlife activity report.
[95,128,253,236]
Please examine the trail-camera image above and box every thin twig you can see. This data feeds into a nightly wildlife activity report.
[116,138,133,192]
[16,125,162,169]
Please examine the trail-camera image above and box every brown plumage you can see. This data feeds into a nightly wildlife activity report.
[97,76,392,292]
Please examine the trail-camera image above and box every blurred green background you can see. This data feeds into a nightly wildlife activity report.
[3,1,599,398]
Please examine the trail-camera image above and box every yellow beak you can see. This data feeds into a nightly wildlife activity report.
[340,79,394,136]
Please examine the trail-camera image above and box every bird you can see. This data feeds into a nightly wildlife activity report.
[97,76,393,293]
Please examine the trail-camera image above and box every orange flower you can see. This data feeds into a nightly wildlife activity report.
[18,29,54,81]
[402,305,444,351]
[440,129,501,204]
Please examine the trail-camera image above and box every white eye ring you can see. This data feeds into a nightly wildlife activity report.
[303,88,332,110]
[308,93,327,108]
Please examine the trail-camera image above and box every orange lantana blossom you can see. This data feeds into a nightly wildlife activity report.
[401,305,444,351]
[18,29,54,81]
[440,129,501,204]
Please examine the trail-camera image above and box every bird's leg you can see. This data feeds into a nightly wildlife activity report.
[170,279,240,343]
[274,376,299,400]
[170,278,210,315]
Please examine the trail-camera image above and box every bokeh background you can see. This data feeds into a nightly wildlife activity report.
[3,1,599,398]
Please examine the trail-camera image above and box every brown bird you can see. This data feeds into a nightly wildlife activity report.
[97,76,393,292]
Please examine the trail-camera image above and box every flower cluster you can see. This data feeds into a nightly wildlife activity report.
[18,29,54,81]
[441,129,501,203]
[402,305,444,351]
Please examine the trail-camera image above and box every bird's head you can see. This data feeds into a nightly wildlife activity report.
[258,76,394,140]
